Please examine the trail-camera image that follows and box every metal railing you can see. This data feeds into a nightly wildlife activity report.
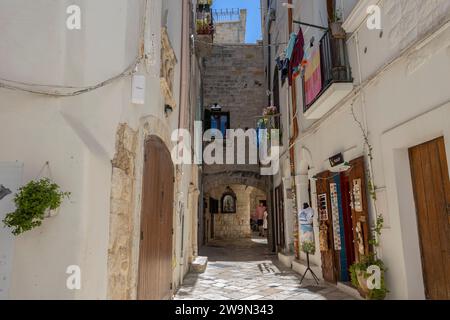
[212,8,240,22]
[303,30,353,112]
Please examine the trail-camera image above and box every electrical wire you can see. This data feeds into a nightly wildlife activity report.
[0,57,143,97]
[0,0,149,97]
[193,37,288,48]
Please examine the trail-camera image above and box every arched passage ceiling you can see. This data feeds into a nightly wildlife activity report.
[203,170,269,194]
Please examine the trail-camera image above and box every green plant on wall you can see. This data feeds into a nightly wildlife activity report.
[2,178,70,236]
[349,104,388,299]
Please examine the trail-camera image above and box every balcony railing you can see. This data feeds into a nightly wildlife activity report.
[303,29,353,113]
[212,8,240,22]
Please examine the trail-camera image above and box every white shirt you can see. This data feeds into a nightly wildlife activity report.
[299,207,314,225]
[263,211,268,229]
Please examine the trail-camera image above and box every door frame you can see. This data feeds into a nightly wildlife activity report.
[380,101,450,299]
[137,135,174,300]
[408,136,450,299]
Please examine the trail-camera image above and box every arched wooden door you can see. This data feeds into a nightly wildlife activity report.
[137,136,174,300]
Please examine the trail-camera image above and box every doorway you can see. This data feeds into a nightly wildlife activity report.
[137,136,174,300]
[409,136,450,300]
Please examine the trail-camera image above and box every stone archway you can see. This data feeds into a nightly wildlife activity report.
[203,170,269,242]
[107,117,175,300]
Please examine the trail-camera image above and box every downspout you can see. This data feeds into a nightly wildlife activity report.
[287,0,300,259]
[266,1,275,253]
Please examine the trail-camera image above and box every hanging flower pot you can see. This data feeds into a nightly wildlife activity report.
[45,207,61,219]
[2,178,70,235]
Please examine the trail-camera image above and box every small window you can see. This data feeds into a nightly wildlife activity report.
[204,110,230,138]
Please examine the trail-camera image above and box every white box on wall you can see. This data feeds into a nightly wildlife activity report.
[132,75,146,105]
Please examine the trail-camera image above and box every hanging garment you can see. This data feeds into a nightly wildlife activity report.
[319,224,329,251]
[285,32,297,60]
[276,56,290,85]
[304,48,322,105]
[288,27,305,85]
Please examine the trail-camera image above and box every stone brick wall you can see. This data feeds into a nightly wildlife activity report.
[213,9,247,44]
[203,44,266,131]
[206,185,266,239]
[208,185,252,239]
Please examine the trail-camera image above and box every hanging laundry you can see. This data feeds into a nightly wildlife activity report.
[288,27,305,85]
[284,32,297,60]
[304,47,322,105]
[275,56,290,85]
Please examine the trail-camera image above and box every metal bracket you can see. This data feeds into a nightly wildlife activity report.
[293,20,328,31]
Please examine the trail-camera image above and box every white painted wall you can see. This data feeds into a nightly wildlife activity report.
[0,163,23,299]
[265,0,450,299]
[0,0,200,299]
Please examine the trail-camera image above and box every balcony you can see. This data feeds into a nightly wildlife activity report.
[195,1,214,57]
[303,29,353,120]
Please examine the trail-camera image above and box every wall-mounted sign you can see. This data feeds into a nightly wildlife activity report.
[351,178,363,212]
[318,193,328,221]
[329,183,342,251]
[329,153,344,167]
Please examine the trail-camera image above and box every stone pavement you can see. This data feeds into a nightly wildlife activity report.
[174,237,354,300]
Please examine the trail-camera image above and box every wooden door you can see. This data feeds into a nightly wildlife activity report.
[274,185,285,250]
[137,136,174,300]
[316,171,337,283]
[340,172,356,279]
[409,137,450,300]
[348,156,370,262]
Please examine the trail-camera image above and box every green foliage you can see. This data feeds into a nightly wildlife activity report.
[301,241,316,255]
[368,215,384,247]
[349,254,388,300]
[350,216,388,299]
[2,178,70,235]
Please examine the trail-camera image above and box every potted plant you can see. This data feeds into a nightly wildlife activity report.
[2,178,70,235]
[349,215,388,300]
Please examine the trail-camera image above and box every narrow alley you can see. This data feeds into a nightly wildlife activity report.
[175,237,354,300]
[0,0,449,304]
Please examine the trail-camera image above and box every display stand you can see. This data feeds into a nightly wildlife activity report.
[300,252,320,285]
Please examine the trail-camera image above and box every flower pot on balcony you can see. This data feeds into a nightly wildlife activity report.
[330,22,346,38]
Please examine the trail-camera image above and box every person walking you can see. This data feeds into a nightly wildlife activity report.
[254,201,266,236]
[262,208,268,237]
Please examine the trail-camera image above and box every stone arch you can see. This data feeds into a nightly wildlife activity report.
[107,116,174,300]
[203,171,269,194]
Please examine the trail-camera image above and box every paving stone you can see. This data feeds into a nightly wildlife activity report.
[174,238,353,301]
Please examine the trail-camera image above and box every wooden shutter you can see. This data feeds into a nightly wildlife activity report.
[348,156,370,262]
[316,171,337,283]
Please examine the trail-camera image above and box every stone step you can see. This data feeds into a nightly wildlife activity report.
[190,256,208,273]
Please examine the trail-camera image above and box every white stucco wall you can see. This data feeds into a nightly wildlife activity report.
[0,0,200,299]
[266,0,450,299]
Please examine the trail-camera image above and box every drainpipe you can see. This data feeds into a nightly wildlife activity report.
[287,0,300,259]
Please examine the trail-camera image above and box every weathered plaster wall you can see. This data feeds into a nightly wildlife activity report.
[107,124,137,300]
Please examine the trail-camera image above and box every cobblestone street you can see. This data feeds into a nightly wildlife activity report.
[174,237,354,300]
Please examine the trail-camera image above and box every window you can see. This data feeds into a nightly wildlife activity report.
[204,110,230,138]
